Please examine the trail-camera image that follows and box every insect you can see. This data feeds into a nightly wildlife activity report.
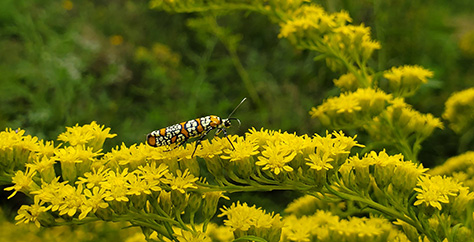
[146,98,247,157]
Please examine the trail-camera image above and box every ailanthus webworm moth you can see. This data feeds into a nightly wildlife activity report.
[146,98,246,157]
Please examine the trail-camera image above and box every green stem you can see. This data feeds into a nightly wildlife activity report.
[324,182,427,237]
[175,210,188,230]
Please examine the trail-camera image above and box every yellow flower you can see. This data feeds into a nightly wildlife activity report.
[58,121,116,151]
[281,210,339,242]
[195,139,224,159]
[175,230,211,242]
[443,87,474,133]
[76,166,110,189]
[35,140,58,157]
[163,169,198,194]
[220,136,259,162]
[58,124,95,147]
[219,202,283,241]
[79,186,109,220]
[384,65,434,97]
[305,152,333,171]
[101,169,131,202]
[278,4,338,39]
[53,145,103,182]
[0,128,40,169]
[309,88,392,129]
[368,99,443,144]
[137,162,169,182]
[26,155,56,182]
[15,196,48,228]
[31,177,68,211]
[245,127,276,149]
[429,152,474,190]
[104,143,151,170]
[205,223,234,242]
[56,184,85,217]
[126,171,161,196]
[284,194,320,217]
[332,216,392,240]
[278,132,315,155]
[256,141,296,175]
[282,215,313,242]
[312,131,363,168]
[33,179,85,218]
[414,175,463,210]
[4,167,38,199]
[333,72,359,91]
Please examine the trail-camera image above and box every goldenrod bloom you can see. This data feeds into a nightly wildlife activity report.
[305,152,334,171]
[281,210,339,242]
[15,196,48,228]
[219,202,283,241]
[414,175,464,210]
[4,167,38,199]
[220,136,259,162]
[429,151,474,189]
[333,72,359,91]
[58,121,116,151]
[309,88,392,129]
[175,230,212,242]
[26,155,56,183]
[256,141,296,175]
[0,128,40,171]
[163,169,198,194]
[79,186,109,220]
[443,87,474,133]
[384,65,434,97]
[101,169,131,202]
[76,166,110,189]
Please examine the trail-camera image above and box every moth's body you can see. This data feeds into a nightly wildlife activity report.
[146,115,225,147]
[146,98,246,157]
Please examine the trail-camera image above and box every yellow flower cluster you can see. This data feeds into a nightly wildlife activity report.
[219,202,283,242]
[333,72,361,92]
[309,88,392,129]
[368,99,444,146]
[384,65,434,97]
[2,122,474,241]
[0,128,40,173]
[341,150,428,198]
[310,88,443,162]
[278,4,380,71]
[57,121,116,151]
[281,208,408,242]
[2,123,364,235]
[429,151,474,189]
[414,175,474,213]
[443,87,474,133]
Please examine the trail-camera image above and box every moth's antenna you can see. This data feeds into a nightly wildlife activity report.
[227,118,241,127]
[227,98,247,119]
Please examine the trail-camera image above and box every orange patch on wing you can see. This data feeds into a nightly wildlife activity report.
[209,115,221,127]
[147,134,157,147]
[180,124,189,138]
[159,128,167,136]
[171,136,177,143]
[196,118,204,132]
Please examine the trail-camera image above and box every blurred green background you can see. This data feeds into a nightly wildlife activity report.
[1,0,473,166]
